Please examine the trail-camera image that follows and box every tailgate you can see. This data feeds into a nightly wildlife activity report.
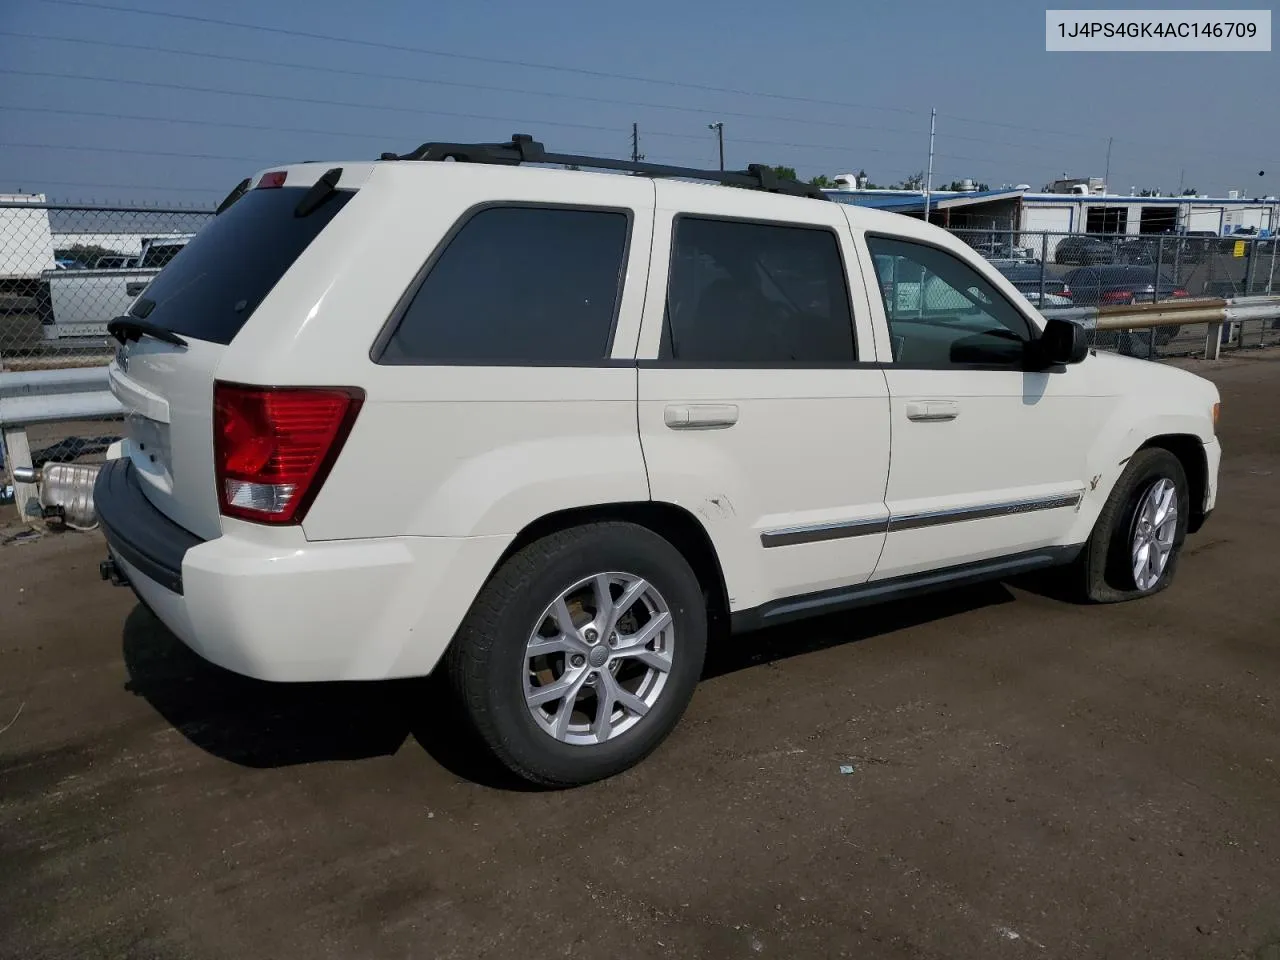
[110,338,225,540]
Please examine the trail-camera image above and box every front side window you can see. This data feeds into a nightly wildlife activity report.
[382,206,630,364]
[662,216,856,364]
[867,236,1032,367]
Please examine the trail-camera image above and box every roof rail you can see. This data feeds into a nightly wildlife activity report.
[378,133,828,201]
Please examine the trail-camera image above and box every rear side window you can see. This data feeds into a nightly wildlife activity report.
[129,186,354,345]
[380,206,630,364]
[661,217,856,364]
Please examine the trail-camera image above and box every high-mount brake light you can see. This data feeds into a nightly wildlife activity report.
[257,171,288,189]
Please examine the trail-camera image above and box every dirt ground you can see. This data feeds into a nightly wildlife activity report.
[2,352,1279,960]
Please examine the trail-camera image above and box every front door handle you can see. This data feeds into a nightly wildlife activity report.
[906,400,959,422]
[665,404,739,429]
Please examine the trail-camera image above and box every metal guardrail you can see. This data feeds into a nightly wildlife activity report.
[1042,295,1280,360]
[1,366,121,522]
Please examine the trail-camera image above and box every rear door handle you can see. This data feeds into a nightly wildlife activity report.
[665,404,739,429]
[906,400,959,422]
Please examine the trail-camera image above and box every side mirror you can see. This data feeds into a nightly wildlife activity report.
[1035,317,1089,367]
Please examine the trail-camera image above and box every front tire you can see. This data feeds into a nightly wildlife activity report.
[1076,448,1189,603]
[445,522,707,787]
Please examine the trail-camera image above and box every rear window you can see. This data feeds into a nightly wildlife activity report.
[129,186,354,345]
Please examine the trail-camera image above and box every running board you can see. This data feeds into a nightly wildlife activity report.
[729,546,1082,634]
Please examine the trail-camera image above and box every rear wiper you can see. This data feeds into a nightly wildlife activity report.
[106,316,188,348]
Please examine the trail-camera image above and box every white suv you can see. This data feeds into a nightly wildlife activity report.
[96,136,1222,786]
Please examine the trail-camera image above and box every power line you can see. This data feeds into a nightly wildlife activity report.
[3,17,1084,154]
[2,179,219,195]
[29,0,1278,166]
[1,30,1100,158]
[0,99,1002,170]
[0,31,935,141]
[0,68,628,137]
[0,142,271,163]
[0,104,391,143]
[35,0,929,118]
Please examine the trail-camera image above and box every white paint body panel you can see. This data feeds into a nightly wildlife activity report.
[635,182,891,610]
[98,161,1222,682]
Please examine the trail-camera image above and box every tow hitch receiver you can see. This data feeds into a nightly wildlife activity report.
[100,556,130,587]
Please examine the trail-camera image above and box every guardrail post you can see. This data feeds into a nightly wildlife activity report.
[1039,234,1048,302]
[1205,322,1224,360]
[1,426,39,522]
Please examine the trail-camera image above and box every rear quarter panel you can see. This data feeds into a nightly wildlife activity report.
[212,164,659,540]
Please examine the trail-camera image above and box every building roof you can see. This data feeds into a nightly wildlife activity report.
[1022,193,1278,205]
[823,188,1024,212]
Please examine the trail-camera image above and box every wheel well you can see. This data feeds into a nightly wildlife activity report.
[1139,434,1208,533]
[495,502,732,640]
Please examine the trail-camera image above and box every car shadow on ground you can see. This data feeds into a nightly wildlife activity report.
[701,581,1016,679]
[122,580,1026,788]
[120,604,536,789]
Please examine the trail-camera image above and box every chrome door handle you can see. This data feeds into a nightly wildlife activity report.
[906,400,959,422]
[664,404,739,429]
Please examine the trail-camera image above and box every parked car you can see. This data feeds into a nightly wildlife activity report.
[1061,265,1190,307]
[91,254,139,270]
[992,262,1073,307]
[1061,265,1191,352]
[960,234,1036,263]
[1054,234,1117,265]
[1175,230,1219,263]
[1117,236,1180,266]
[92,137,1222,787]
[39,235,194,340]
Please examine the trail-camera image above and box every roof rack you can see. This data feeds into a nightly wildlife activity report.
[378,133,828,201]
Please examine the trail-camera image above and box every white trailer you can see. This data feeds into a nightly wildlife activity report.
[0,195,57,290]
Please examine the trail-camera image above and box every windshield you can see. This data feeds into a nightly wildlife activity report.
[129,186,354,345]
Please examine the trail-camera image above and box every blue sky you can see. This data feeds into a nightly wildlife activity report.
[1,0,1276,206]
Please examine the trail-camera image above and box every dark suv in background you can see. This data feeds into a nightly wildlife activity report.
[1054,234,1117,265]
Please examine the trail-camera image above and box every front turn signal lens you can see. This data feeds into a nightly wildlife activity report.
[1212,402,1220,428]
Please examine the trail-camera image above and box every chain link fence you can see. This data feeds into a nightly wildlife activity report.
[1,201,213,508]
[948,226,1280,358]
[1,200,214,371]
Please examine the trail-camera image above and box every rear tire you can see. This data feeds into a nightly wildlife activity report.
[444,522,707,787]
[1074,448,1189,603]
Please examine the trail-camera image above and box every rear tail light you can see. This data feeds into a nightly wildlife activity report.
[256,171,288,189]
[213,382,363,525]
[1173,288,1189,297]
[1101,290,1134,304]
[1060,285,1072,300]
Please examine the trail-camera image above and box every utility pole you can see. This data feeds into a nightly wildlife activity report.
[708,122,724,171]
[631,123,644,163]
[922,107,936,223]
[1104,136,1113,191]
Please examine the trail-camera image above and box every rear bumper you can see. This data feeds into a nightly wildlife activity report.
[95,460,511,682]
[96,459,200,594]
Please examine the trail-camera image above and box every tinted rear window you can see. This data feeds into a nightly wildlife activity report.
[379,206,630,364]
[129,186,354,345]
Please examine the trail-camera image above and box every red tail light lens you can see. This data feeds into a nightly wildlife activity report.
[1060,285,1072,300]
[1173,288,1189,297]
[256,171,288,189]
[213,382,363,525]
